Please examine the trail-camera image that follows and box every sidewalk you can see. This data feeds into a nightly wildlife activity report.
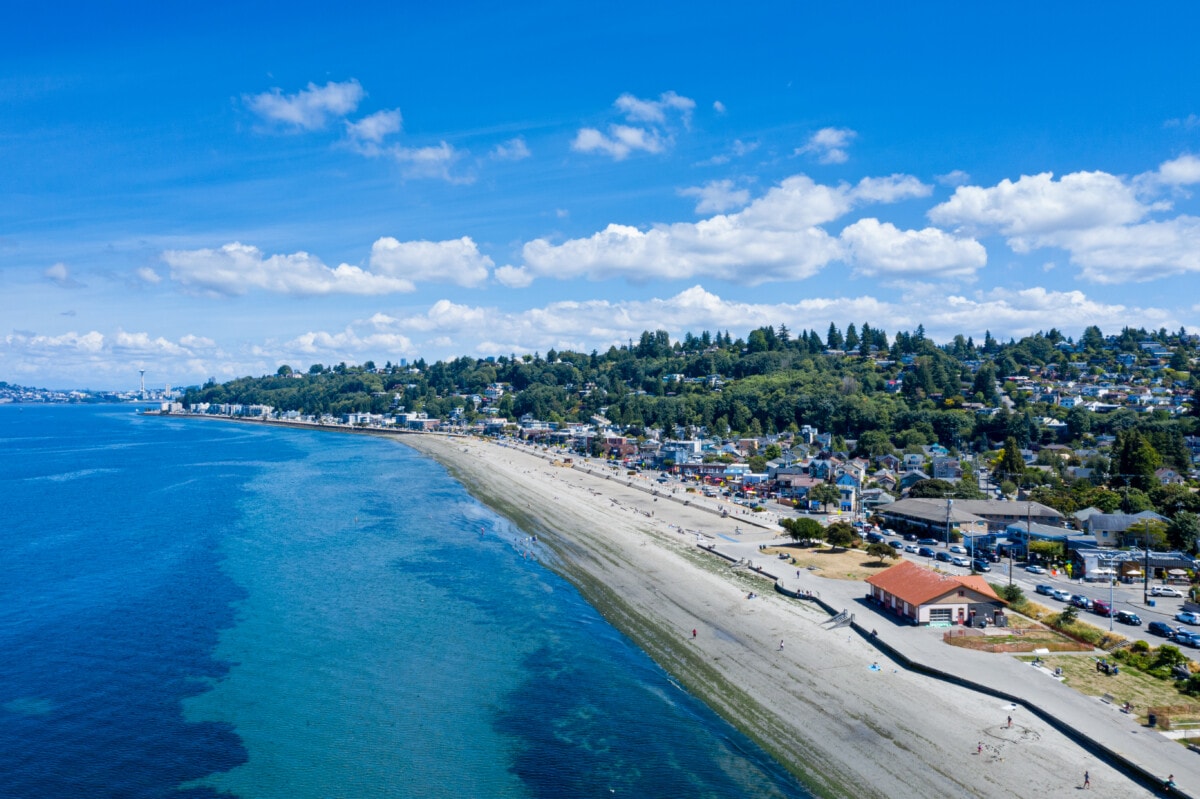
[711,538,1197,799]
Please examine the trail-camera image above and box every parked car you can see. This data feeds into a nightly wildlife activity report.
[865,532,884,544]
[904,533,919,542]
[882,528,899,537]
[972,559,991,572]
[1092,600,1112,617]
[1175,630,1200,648]
[1150,586,1185,597]
[949,544,967,554]
[951,555,971,567]
[935,551,953,563]
[917,538,938,547]
[904,544,919,553]
[1024,564,1046,574]
[1070,595,1094,610]
[1176,611,1200,625]
[1051,589,1072,601]
[1035,584,1055,596]
[888,539,905,550]
[1115,611,1142,626]
[1148,620,1174,637]
[917,546,935,558]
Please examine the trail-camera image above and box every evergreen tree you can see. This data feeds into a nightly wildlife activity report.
[826,323,844,351]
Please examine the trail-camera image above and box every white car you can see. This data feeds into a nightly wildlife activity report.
[904,544,919,553]
[951,556,971,567]
[949,544,967,554]
[1177,611,1200,625]
[1051,589,1072,601]
[1024,564,1046,574]
[1150,586,1185,598]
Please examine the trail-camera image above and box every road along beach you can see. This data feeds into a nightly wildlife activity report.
[400,433,1156,799]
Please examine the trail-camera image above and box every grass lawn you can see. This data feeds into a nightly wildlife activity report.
[1018,654,1186,722]
[764,543,906,581]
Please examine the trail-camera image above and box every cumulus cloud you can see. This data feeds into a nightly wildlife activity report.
[310,283,1173,363]
[840,218,987,279]
[162,242,417,297]
[346,108,402,143]
[678,179,751,214]
[713,100,726,115]
[929,170,1149,246]
[490,137,531,161]
[494,264,534,288]
[520,172,943,285]
[1147,153,1200,187]
[44,262,84,288]
[572,91,695,160]
[387,141,467,181]
[795,127,857,164]
[244,79,365,131]
[368,236,493,288]
[930,159,1200,283]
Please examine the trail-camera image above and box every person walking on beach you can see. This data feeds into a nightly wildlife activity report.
[692,628,697,639]
[1083,770,1090,789]
[778,639,784,651]
[1006,715,1012,728]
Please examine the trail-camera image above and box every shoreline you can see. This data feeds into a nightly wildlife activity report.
[397,433,1159,799]
[150,414,1169,797]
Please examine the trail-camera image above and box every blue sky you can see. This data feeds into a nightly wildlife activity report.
[3,2,1200,390]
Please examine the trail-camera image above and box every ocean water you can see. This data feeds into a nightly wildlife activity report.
[0,405,811,798]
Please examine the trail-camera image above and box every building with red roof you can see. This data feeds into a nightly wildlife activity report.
[865,559,1006,626]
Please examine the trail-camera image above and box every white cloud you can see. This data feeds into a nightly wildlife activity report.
[521,172,933,284]
[929,170,1148,246]
[284,328,414,357]
[713,100,726,115]
[795,127,857,164]
[368,236,493,287]
[346,108,402,143]
[1150,153,1200,186]
[387,141,466,181]
[490,137,531,161]
[678,179,751,214]
[614,91,695,126]
[930,161,1200,283]
[1049,216,1200,283]
[136,266,162,284]
[572,91,694,161]
[44,262,83,288]
[1165,113,1200,129]
[244,79,365,131]
[840,218,987,279]
[494,264,534,288]
[572,125,665,160]
[936,170,971,187]
[113,330,187,356]
[322,284,1174,361]
[162,242,417,296]
[850,174,933,204]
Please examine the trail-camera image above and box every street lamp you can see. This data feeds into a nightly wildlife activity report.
[1098,552,1116,632]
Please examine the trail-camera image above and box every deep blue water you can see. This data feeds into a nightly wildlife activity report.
[0,405,811,798]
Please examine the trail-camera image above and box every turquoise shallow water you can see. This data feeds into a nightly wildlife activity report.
[0,405,811,798]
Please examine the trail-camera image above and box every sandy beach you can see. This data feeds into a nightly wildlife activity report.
[400,433,1159,799]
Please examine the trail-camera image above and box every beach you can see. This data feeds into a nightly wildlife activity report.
[401,433,1157,799]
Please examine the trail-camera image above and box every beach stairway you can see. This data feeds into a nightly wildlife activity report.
[825,610,854,629]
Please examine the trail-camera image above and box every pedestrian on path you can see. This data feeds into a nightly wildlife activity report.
[692,628,697,639]
[977,742,982,755]
[779,639,784,651]
[1007,715,1012,728]
[1083,770,1090,789]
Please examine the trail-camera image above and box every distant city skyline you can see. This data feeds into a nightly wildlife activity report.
[3,2,1200,389]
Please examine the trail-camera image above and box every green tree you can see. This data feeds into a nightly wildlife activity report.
[1167,511,1200,553]
[866,542,898,564]
[1110,429,1161,492]
[996,436,1025,482]
[781,516,823,543]
[825,521,857,551]
[809,482,841,512]
[908,479,955,498]
[1126,519,1169,550]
